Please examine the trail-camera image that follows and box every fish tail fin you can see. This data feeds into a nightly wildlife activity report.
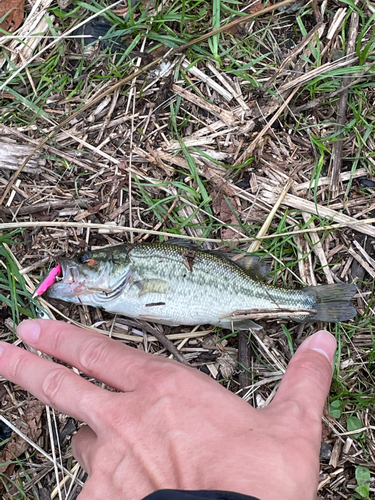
[301,283,357,322]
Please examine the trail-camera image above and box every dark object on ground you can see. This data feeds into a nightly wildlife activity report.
[0,421,12,450]
[357,178,375,189]
[72,17,122,56]
[36,487,50,500]
[143,491,260,500]
[60,418,77,441]
[319,441,333,461]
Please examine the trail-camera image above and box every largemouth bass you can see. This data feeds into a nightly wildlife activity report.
[36,242,357,329]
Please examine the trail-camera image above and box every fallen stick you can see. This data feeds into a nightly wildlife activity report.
[329,9,360,198]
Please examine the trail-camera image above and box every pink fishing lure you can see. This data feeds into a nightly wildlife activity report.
[34,264,62,297]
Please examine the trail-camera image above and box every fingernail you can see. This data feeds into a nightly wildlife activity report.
[301,330,337,365]
[17,320,41,345]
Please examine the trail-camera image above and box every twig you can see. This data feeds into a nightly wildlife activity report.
[248,178,293,252]
[301,213,334,284]
[264,21,324,90]
[143,324,190,366]
[220,308,317,321]
[277,54,358,94]
[96,87,120,144]
[294,167,367,192]
[293,229,317,286]
[238,332,252,393]
[0,414,82,485]
[329,9,360,198]
[1,219,375,241]
[353,240,375,269]
[258,184,375,237]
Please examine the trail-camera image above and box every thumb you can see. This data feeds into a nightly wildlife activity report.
[270,330,336,422]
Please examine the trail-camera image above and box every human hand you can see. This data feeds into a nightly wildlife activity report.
[0,320,336,500]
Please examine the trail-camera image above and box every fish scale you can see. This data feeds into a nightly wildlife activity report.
[38,241,357,329]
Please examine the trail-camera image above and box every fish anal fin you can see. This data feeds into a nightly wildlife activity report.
[220,307,317,326]
[230,318,263,330]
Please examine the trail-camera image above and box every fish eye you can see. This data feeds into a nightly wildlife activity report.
[78,251,93,264]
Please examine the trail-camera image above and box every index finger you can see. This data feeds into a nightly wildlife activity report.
[0,340,110,433]
[17,319,157,392]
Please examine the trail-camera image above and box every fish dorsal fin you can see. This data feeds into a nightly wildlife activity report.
[221,252,271,281]
[163,241,270,281]
[163,239,201,251]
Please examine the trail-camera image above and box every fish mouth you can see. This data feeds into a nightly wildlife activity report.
[48,259,87,298]
[47,259,87,303]
[33,259,84,299]
[58,259,79,284]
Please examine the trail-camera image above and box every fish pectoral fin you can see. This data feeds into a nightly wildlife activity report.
[135,279,170,296]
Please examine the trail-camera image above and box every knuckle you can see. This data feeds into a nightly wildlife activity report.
[48,323,68,354]
[283,399,308,423]
[41,367,69,407]
[282,397,322,433]
[296,355,330,392]
[7,352,26,382]
[77,337,108,374]
[147,362,184,395]
[272,398,322,441]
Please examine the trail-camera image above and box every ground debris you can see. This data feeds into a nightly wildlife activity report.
[0,0,374,497]
[0,400,44,477]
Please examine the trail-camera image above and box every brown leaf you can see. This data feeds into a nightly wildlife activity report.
[0,400,44,475]
[0,0,25,33]
[249,0,263,13]
[202,165,241,243]
[212,188,241,243]
[223,1,263,35]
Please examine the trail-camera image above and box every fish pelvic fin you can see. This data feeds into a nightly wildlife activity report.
[301,283,357,322]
